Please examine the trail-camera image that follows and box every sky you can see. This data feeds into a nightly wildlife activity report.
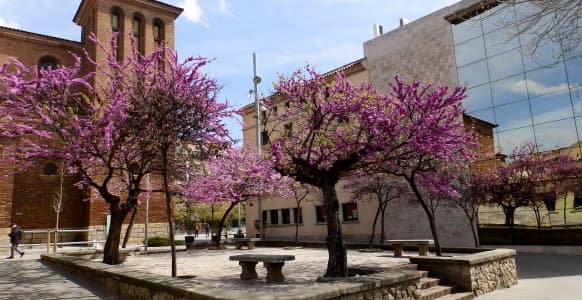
[0,0,461,143]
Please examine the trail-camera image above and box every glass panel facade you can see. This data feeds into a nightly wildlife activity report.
[465,84,492,112]
[453,2,582,155]
[487,48,524,81]
[455,36,486,67]
[534,119,579,152]
[457,60,489,88]
[484,27,519,57]
[491,73,528,106]
[525,62,569,97]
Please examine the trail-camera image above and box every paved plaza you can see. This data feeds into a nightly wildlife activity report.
[123,247,411,293]
[0,245,581,299]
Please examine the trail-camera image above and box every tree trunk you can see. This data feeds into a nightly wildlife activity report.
[380,202,388,244]
[162,151,177,277]
[408,178,442,256]
[502,205,517,244]
[122,206,138,248]
[322,180,347,277]
[214,202,238,248]
[368,199,382,247]
[294,202,300,245]
[103,202,130,265]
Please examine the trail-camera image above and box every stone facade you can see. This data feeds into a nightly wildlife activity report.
[469,256,517,296]
[410,249,518,296]
[0,0,182,236]
[41,253,423,300]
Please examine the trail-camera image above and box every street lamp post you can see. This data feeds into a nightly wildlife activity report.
[253,52,264,240]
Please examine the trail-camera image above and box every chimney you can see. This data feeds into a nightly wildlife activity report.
[399,17,409,27]
[373,24,383,37]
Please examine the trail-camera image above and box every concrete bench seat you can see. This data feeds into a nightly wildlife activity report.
[229,254,295,283]
[386,239,434,257]
[233,238,259,250]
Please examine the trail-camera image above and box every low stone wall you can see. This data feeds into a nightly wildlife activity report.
[41,253,423,300]
[409,249,517,296]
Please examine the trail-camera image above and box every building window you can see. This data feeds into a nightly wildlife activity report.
[43,163,58,176]
[133,13,145,54]
[110,7,124,60]
[342,203,358,222]
[261,210,268,225]
[260,130,270,146]
[38,56,59,70]
[315,205,327,223]
[269,209,279,225]
[284,123,293,137]
[293,207,302,224]
[153,19,164,49]
[281,208,290,224]
[574,190,582,208]
[543,196,556,212]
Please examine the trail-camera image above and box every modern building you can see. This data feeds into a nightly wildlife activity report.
[242,0,582,246]
[0,0,182,244]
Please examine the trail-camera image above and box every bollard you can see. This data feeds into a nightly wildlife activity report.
[47,229,51,254]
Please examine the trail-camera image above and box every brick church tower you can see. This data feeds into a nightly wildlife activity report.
[0,0,182,244]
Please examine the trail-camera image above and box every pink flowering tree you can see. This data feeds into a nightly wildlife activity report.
[0,54,149,265]
[182,147,292,248]
[343,172,409,247]
[473,143,582,242]
[116,40,232,276]
[370,77,478,256]
[264,68,405,277]
[0,34,231,269]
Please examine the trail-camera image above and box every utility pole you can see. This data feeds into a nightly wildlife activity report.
[253,52,263,239]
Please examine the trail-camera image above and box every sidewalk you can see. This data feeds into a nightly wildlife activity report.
[0,256,104,299]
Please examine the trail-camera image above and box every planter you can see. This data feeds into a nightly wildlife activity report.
[185,235,195,250]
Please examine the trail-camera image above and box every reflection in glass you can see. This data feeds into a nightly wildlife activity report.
[488,48,524,81]
[494,100,532,131]
[563,26,582,60]
[455,37,486,67]
[464,84,492,112]
[466,108,495,125]
[481,3,515,34]
[496,126,535,154]
[452,18,483,45]
[521,39,562,71]
[457,60,489,88]
[534,118,579,152]
[530,91,574,124]
[565,57,582,88]
[491,74,528,105]
[484,27,519,57]
[525,62,568,97]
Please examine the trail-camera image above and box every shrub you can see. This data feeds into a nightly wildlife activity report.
[146,236,185,247]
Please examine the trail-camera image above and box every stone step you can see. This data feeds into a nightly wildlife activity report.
[420,277,440,289]
[419,285,453,300]
[434,292,475,300]
[417,270,429,278]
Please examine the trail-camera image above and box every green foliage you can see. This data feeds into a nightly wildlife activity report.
[146,236,185,247]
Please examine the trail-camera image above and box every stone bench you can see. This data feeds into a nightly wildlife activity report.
[229,254,295,283]
[233,238,259,250]
[386,239,434,257]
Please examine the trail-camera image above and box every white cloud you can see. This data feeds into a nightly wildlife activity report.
[0,16,18,28]
[178,0,204,24]
[501,79,569,97]
[219,0,227,12]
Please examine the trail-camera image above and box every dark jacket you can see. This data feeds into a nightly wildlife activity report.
[9,226,22,244]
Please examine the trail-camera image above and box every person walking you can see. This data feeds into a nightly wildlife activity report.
[204,223,210,238]
[7,223,24,259]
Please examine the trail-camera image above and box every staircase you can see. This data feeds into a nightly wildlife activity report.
[392,264,475,300]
